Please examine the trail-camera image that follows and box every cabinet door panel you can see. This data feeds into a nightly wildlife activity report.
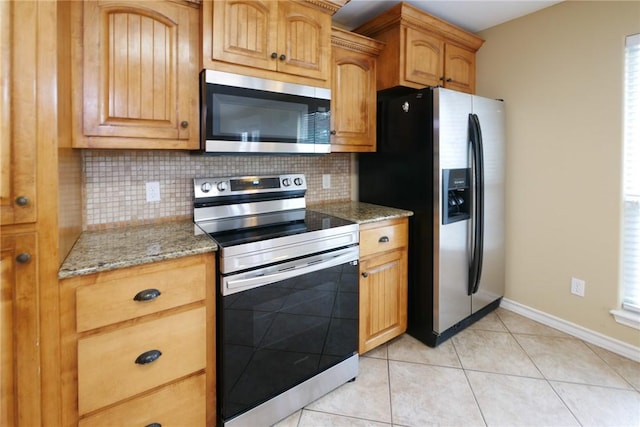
[403,27,443,87]
[444,44,475,94]
[211,0,278,70]
[278,2,329,80]
[81,1,197,145]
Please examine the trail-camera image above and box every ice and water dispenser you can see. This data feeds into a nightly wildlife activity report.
[442,168,471,224]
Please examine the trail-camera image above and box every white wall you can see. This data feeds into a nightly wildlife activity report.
[477,1,640,346]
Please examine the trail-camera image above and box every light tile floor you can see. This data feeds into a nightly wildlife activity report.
[274,308,640,427]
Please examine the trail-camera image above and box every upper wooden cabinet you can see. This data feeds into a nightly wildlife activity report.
[203,0,342,87]
[330,28,384,153]
[354,2,483,94]
[72,0,200,149]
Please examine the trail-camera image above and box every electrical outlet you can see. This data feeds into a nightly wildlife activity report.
[570,277,585,297]
[322,174,331,189]
[146,181,160,202]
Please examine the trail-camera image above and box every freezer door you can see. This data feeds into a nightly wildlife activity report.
[434,88,473,333]
[471,95,505,314]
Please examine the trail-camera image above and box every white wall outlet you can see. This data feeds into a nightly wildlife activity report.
[146,181,160,202]
[570,277,585,297]
[322,174,331,189]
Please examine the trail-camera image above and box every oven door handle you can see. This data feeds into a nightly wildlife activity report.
[222,246,359,296]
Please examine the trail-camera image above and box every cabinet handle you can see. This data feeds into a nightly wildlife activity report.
[180,121,189,129]
[16,253,31,264]
[446,78,453,82]
[439,76,445,81]
[361,272,369,278]
[15,196,29,207]
[330,130,337,135]
[145,424,162,427]
[135,350,162,365]
[378,236,390,243]
[271,52,277,59]
[133,288,161,302]
[279,54,286,61]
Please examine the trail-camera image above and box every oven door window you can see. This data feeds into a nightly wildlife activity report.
[206,84,330,145]
[220,261,358,421]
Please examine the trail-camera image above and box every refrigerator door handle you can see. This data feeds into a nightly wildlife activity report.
[468,113,485,295]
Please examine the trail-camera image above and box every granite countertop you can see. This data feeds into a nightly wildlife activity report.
[310,201,413,224]
[59,220,217,279]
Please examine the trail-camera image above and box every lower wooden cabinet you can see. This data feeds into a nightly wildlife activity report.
[60,253,216,426]
[358,218,409,353]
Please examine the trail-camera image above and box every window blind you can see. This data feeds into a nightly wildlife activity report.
[622,33,640,313]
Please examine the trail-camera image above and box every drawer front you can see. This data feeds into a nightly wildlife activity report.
[76,260,207,332]
[78,307,206,414]
[78,374,205,427]
[359,220,408,258]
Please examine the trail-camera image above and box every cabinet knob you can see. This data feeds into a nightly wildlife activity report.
[378,236,390,243]
[15,196,29,207]
[361,272,369,278]
[439,76,445,81]
[446,78,453,82]
[135,349,162,365]
[133,288,161,302]
[279,54,286,61]
[145,424,162,427]
[180,121,189,129]
[330,130,337,135]
[271,52,277,59]
[16,253,31,264]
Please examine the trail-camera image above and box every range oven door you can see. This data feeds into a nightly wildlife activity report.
[201,70,331,154]
[218,247,359,425]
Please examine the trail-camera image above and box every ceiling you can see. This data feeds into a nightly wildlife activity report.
[332,0,563,33]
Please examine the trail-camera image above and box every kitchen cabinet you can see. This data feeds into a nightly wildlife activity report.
[358,218,409,354]
[354,2,483,94]
[60,254,216,426]
[71,0,200,149]
[330,28,384,152]
[203,0,344,87]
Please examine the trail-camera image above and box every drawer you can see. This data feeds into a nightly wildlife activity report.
[79,374,205,427]
[78,307,206,414]
[75,258,207,332]
[359,219,408,258]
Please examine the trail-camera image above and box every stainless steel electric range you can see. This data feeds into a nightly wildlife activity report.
[193,174,359,427]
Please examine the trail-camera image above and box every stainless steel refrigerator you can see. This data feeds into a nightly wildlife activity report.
[359,87,505,347]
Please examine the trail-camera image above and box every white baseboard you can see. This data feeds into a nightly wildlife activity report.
[500,298,640,363]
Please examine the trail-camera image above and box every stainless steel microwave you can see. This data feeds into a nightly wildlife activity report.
[200,70,332,154]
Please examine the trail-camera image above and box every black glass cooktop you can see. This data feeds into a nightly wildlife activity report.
[209,210,354,248]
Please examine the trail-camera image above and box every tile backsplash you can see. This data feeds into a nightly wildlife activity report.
[83,150,352,229]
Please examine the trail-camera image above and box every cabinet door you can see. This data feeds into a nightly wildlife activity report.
[444,43,476,94]
[210,0,278,71]
[403,27,443,88]
[277,1,330,81]
[1,0,36,225]
[359,248,408,354]
[331,48,376,152]
[80,0,198,148]
[1,232,40,426]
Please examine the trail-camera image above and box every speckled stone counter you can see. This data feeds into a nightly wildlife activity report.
[310,201,413,224]
[59,220,217,279]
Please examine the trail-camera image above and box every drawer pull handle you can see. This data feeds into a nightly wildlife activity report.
[145,424,162,427]
[133,288,161,302]
[379,236,390,243]
[135,350,162,365]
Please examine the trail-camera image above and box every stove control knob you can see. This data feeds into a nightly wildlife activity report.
[282,178,291,187]
[294,177,303,186]
[200,182,212,193]
[216,181,228,192]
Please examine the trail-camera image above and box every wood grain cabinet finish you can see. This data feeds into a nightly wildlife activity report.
[72,0,200,149]
[203,0,334,86]
[330,28,384,152]
[60,254,216,426]
[358,218,409,354]
[354,2,483,94]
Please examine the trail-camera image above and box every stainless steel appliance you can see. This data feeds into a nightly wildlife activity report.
[359,87,505,347]
[193,174,359,427]
[200,70,332,154]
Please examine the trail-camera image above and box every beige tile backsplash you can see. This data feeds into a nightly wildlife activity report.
[83,150,351,229]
